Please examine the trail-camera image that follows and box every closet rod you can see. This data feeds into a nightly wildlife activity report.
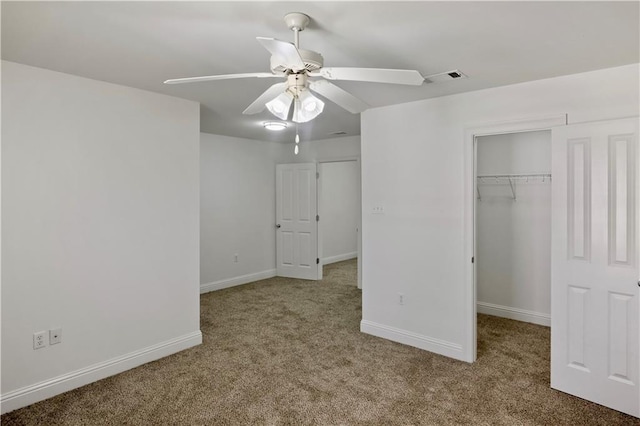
[476,173,551,200]
[476,173,551,180]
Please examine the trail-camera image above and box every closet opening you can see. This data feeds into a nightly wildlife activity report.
[474,130,552,361]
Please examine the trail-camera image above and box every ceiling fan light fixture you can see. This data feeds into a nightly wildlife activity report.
[304,100,318,112]
[292,90,324,123]
[266,92,294,120]
[263,121,288,131]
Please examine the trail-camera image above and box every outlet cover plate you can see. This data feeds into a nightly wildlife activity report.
[33,331,47,349]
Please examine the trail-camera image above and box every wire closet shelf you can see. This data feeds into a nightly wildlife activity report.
[476,173,551,201]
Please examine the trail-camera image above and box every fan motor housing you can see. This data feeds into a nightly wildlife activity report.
[270,49,324,74]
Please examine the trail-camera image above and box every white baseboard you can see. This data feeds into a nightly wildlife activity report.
[200,269,276,294]
[322,252,357,265]
[360,320,464,361]
[477,301,550,327]
[0,331,202,414]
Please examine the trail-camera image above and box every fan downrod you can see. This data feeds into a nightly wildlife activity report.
[284,12,309,48]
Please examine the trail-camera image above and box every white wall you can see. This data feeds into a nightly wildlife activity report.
[1,61,201,412]
[360,64,639,361]
[476,131,551,325]
[200,133,283,292]
[279,135,361,163]
[320,161,360,264]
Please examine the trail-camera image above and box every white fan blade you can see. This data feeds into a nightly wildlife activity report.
[311,67,424,86]
[309,80,368,114]
[243,82,288,115]
[164,72,281,85]
[256,37,305,72]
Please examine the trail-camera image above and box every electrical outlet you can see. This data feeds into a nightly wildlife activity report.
[50,328,62,345]
[398,293,405,305]
[234,253,239,263]
[33,331,47,350]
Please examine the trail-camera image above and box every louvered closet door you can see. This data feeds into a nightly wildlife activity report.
[276,163,319,280]
[551,117,639,417]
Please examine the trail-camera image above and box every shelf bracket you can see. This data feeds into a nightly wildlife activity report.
[508,178,516,200]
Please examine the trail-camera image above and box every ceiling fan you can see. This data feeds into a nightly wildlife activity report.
[164,12,428,123]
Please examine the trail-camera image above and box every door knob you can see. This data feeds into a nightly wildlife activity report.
[276,224,281,229]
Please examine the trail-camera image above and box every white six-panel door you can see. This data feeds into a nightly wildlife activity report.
[551,117,639,417]
[276,163,319,280]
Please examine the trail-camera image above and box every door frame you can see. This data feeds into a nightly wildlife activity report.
[316,156,362,288]
[462,114,567,362]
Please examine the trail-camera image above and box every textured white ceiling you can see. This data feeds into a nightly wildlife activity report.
[2,1,638,142]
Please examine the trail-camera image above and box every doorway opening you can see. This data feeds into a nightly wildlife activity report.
[317,159,362,289]
[474,130,552,359]
[275,158,362,288]
[463,114,566,363]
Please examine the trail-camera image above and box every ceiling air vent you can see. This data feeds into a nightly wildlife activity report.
[330,131,347,136]
[424,69,468,84]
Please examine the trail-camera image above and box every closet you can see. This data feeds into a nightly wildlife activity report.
[476,130,552,326]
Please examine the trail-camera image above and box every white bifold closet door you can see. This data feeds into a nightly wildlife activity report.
[551,117,639,417]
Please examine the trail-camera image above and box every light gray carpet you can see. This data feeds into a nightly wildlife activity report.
[2,259,638,425]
